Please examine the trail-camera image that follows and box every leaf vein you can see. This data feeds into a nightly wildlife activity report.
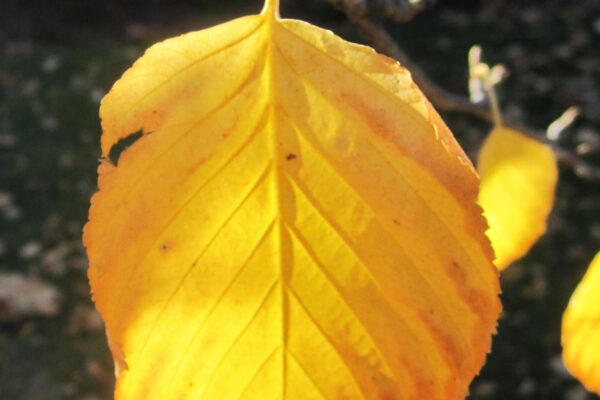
[286,349,328,400]
[275,49,488,332]
[110,103,270,326]
[286,286,368,400]
[132,160,274,364]
[124,19,264,115]
[200,280,279,400]
[275,23,426,127]
[237,347,281,400]
[286,173,462,376]
[286,224,396,379]
[97,54,268,244]
[165,218,277,397]
[155,47,193,61]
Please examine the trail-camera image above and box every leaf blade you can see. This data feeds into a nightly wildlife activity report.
[563,252,600,395]
[85,6,501,400]
[477,127,558,269]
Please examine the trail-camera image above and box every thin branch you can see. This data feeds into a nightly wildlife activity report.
[324,0,600,181]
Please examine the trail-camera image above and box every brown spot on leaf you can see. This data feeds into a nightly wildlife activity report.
[377,391,397,400]
[449,259,467,282]
[285,153,296,160]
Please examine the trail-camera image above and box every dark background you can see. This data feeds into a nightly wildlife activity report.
[0,0,599,399]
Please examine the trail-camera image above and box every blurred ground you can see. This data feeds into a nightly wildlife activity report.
[0,0,599,399]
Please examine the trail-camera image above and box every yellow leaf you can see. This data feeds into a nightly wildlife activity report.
[477,127,558,270]
[563,252,600,395]
[84,1,501,398]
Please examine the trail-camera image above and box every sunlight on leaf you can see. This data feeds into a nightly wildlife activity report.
[83,0,501,398]
[477,127,558,270]
[563,252,600,396]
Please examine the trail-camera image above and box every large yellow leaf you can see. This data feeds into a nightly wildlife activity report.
[563,252,600,395]
[477,127,558,270]
[84,1,501,399]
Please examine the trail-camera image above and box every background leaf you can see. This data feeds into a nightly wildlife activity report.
[477,127,558,270]
[563,252,600,396]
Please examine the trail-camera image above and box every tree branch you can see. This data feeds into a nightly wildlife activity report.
[324,0,600,181]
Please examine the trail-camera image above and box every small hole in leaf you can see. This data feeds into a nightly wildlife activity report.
[108,130,144,166]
